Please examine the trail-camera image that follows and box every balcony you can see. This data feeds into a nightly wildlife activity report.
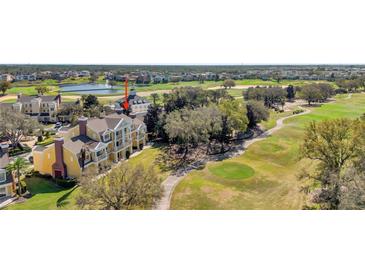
[114,141,131,152]
[96,153,108,162]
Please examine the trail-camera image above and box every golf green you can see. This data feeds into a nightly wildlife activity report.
[209,162,255,180]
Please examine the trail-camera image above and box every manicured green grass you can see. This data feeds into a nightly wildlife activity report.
[6,86,59,96]
[0,98,16,103]
[5,177,79,210]
[128,145,171,182]
[260,108,300,131]
[209,162,255,180]
[227,89,243,98]
[171,93,365,209]
[36,137,54,146]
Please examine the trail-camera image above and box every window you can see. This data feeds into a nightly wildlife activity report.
[0,170,6,182]
[0,187,6,197]
[103,132,111,142]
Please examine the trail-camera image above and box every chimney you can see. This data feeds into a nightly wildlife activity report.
[52,138,67,178]
[78,116,88,136]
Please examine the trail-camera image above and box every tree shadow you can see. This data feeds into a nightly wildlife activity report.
[56,185,79,208]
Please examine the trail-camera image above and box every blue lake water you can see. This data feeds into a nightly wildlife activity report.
[60,83,124,95]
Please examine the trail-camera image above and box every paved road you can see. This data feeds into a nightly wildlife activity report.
[154,106,311,210]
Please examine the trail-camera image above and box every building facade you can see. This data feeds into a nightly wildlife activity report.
[12,93,62,122]
[0,144,15,198]
[32,113,147,179]
[115,91,151,116]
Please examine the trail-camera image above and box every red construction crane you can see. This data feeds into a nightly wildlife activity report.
[122,77,129,111]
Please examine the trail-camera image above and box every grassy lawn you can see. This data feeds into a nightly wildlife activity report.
[227,89,243,98]
[6,86,59,96]
[36,136,54,146]
[0,98,17,103]
[209,162,255,180]
[128,145,171,182]
[5,177,79,210]
[171,93,365,209]
[260,108,300,131]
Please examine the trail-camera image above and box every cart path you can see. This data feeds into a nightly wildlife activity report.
[154,106,311,210]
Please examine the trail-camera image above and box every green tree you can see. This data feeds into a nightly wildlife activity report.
[0,110,40,148]
[246,100,269,128]
[109,80,117,89]
[83,94,99,109]
[0,81,11,96]
[89,73,98,83]
[6,157,29,195]
[286,85,296,101]
[299,84,324,105]
[218,99,248,152]
[164,108,207,160]
[35,86,50,95]
[150,93,160,107]
[77,163,162,210]
[301,118,363,209]
[223,79,236,89]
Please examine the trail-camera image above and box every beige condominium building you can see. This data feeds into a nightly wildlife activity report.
[12,92,62,122]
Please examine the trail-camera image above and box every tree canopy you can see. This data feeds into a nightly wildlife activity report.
[77,164,162,210]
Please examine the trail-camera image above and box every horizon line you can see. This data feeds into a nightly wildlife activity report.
[1,63,365,66]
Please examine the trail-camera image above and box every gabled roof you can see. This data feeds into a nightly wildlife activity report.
[63,135,99,154]
[17,95,59,104]
[116,92,150,105]
[87,113,132,134]
[132,117,145,130]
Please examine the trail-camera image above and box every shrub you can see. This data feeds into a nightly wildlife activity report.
[33,171,53,180]
[293,109,305,115]
[55,178,77,188]
[9,145,31,156]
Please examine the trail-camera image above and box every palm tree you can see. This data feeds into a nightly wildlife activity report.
[6,157,29,195]
[150,93,160,107]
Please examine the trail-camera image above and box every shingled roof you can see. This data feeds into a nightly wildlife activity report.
[63,135,99,154]
[17,94,60,103]
[87,113,132,134]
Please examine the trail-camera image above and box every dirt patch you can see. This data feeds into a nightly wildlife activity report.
[201,186,213,194]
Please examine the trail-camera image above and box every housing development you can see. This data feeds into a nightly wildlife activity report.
[0,65,364,210]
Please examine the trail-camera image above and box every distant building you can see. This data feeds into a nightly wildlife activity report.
[78,71,91,77]
[0,74,14,82]
[115,92,151,117]
[12,93,62,123]
[15,73,37,81]
[0,144,15,198]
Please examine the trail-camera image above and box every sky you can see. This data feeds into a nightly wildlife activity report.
[1,0,365,65]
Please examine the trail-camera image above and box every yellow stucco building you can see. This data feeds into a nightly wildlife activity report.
[33,113,147,179]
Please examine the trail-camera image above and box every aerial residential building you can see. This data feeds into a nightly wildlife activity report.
[0,74,14,82]
[78,70,91,77]
[0,144,15,198]
[32,113,147,179]
[12,92,62,122]
[115,91,151,116]
[15,73,37,81]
